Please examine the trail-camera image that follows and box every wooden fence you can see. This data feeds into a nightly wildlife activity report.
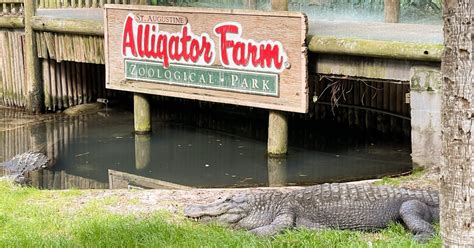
[36,0,147,9]
[36,32,105,64]
[41,59,109,111]
[0,30,25,107]
[0,1,24,107]
[0,1,23,15]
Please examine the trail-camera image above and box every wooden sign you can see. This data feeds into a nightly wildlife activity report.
[104,5,308,113]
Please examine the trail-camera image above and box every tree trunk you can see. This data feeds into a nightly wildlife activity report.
[440,0,473,246]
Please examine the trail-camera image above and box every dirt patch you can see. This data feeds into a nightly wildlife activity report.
[64,186,303,216]
[399,168,439,191]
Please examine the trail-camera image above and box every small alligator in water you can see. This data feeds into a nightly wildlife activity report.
[0,152,49,184]
[185,183,439,242]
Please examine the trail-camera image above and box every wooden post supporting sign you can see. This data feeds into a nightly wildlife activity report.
[135,134,151,169]
[134,93,151,134]
[268,0,289,158]
[24,1,43,113]
[268,111,288,156]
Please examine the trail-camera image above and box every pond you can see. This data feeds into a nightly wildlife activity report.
[0,102,412,189]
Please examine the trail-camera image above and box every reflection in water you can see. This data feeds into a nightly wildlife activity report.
[0,106,412,190]
[108,169,192,190]
[267,157,287,187]
[29,170,108,189]
[135,134,151,170]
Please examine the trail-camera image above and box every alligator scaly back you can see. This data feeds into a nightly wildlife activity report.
[292,183,438,206]
[0,152,49,184]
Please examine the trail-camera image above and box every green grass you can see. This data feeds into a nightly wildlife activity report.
[0,180,441,247]
[374,167,426,187]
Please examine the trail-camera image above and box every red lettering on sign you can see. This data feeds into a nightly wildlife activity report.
[122,16,137,57]
[122,14,216,68]
[122,15,288,73]
[214,22,287,72]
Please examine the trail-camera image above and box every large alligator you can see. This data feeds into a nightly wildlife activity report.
[185,183,439,242]
[0,152,49,184]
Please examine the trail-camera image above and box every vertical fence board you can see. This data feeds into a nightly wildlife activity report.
[0,33,5,106]
[49,59,57,110]
[42,59,51,109]
[60,61,67,108]
[54,59,64,109]
[8,32,17,106]
[4,32,14,106]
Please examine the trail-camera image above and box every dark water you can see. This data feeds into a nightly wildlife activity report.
[0,104,412,189]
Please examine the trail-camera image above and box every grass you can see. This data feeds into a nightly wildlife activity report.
[374,167,427,187]
[0,180,441,247]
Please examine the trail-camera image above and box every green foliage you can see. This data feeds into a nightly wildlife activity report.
[0,181,441,247]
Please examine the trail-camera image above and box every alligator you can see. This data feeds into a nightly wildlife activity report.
[0,152,49,184]
[184,183,439,242]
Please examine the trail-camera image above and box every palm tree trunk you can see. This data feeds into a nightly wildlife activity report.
[440,0,473,246]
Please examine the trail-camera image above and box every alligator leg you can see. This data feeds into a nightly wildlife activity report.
[249,213,294,236]
[399,200,436,242]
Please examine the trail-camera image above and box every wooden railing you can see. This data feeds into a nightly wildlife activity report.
[36,0,148,9]
[0,0,23,16]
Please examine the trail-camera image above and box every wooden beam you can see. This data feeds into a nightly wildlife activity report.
[0,17,24,28]
[307,36,443,62]
[384,0,400,23]
[24,1,43,113]
[31,16,104,36]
